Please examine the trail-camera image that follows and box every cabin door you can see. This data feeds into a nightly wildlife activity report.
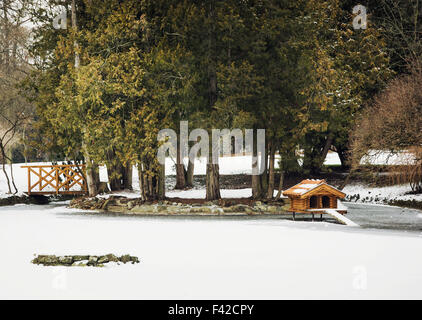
[322,196,330,208]
[310,196,318,208]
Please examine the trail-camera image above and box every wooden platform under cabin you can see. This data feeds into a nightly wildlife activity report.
[21,164,88,196]
[287,208,348,214]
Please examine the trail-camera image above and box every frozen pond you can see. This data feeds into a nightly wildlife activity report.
[69,201,422,233]
[346,202,422,232]
[1,202,422,299]
[45,201,422,233]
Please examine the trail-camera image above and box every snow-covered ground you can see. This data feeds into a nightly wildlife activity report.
[3,152,422,205]
[1,203,422,299]
[0,152,342,198]
[360,150,417,166]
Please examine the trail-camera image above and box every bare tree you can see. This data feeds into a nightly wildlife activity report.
[351,60,422,192]
[378,0,422,70]
[0,0,33,193]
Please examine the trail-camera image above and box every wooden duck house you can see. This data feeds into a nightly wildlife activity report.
[282,179,347,214]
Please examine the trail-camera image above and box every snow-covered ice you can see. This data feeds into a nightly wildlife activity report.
[2,153,422,299]
[1,203,422,299]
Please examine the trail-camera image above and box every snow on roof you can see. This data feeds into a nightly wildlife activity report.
[283,179,326,196]
[297,183,321,189]
[282,179,346,198]
[292,185,320,194]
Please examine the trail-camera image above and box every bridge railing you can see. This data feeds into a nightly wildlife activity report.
[21,164,88,195]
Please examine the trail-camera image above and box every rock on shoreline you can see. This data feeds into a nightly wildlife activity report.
[69,196,289,215]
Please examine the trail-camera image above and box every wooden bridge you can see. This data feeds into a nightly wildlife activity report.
[21,164,87,195]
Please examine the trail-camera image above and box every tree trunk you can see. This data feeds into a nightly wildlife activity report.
[261,141,269,192]
[138,161,165,201]
[72,0,99,196]
[5,148,18,194]
[0,145,11,194]
[275,170,285,199]
[106,157,132,191]
[267,140,276,199]
[186,160,194,188]
[319,133,334,168]
[207,0,217,108]
[106,150,123,191]
[1,163,11,194]
[175,138,186,189]
[252,130,265,199]
[206,163,221,200]
[204,1,220,200]
[302,134,326,174]
[107,166,122,191]
[82,139,99,196]
[85,158,99,197]
[338,171,351,191]
[337,145,351,170]
[10,163,18,194]
[253,173,268,199]
[252,175,262,199]
[157,163,165,199]
[71,0,80,68]
[23,125,28,163]
[138,164,144,199]
[3,0,10,73]
[122,163,133,190]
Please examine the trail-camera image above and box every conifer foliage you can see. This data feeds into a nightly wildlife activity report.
[25,0,393,199]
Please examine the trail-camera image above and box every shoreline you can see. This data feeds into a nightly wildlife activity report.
[4,193,422,214]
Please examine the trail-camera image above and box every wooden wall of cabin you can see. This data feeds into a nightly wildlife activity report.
[304,195,338,209]
[290,198,307,212]
[289,195,339,212]
[329,196,337,209]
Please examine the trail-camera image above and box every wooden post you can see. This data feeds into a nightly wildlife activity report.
[82,165,87,194]
[66,167,70,192]
[55,166,59,195]
[27,167,31,195]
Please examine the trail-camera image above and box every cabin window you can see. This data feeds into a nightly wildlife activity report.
[322,196,330,208]
[310,196,318,208]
